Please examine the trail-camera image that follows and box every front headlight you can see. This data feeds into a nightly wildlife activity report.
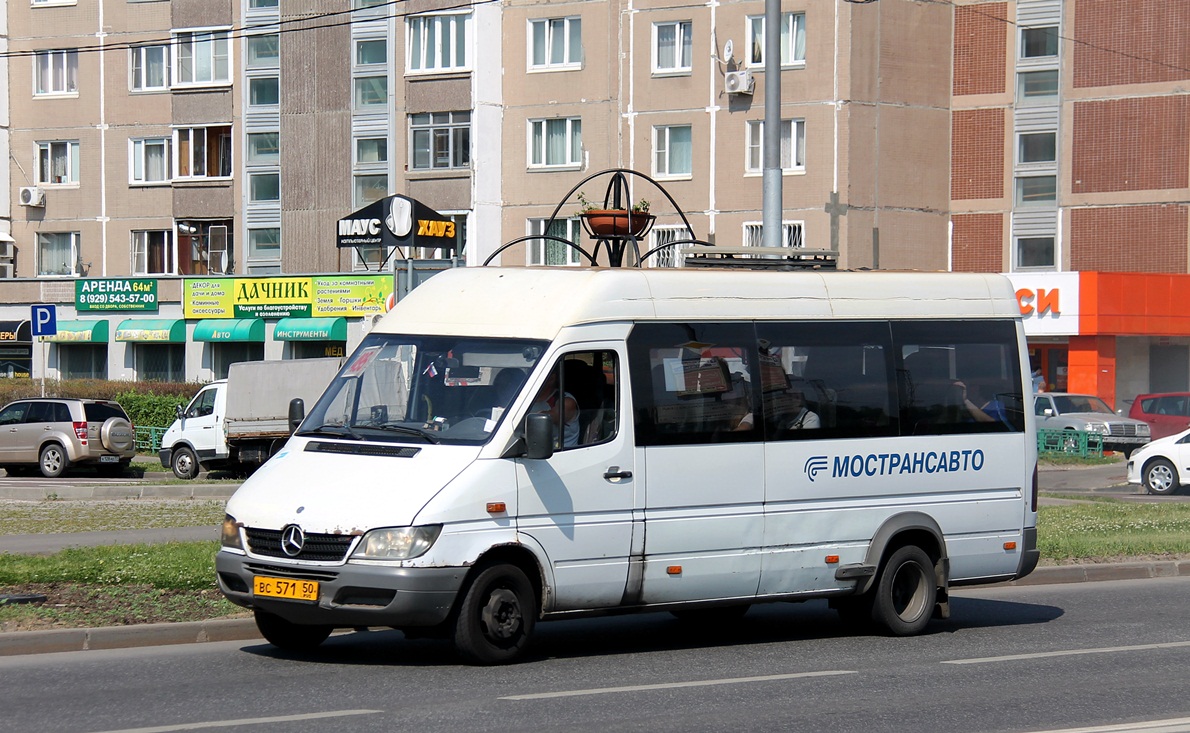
[352,525,442,560]
[1085,422,1108,434]
[1137,424,1151,437]
[221,514,244,550]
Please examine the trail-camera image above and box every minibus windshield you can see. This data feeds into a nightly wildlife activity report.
[298,333,548,446]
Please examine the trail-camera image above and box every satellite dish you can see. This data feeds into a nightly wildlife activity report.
[723,40,734,63]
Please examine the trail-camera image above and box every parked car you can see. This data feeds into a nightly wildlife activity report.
[1127,427,1190,495]
[1034,392,1151,457]
[0,398,136,478]
[1128,392,1190,441]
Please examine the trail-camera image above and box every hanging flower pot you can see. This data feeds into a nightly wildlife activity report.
[581,209,656,238]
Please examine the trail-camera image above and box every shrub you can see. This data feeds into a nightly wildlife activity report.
[0,379,205,428]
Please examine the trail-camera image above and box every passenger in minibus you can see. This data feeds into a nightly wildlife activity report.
[781,388,820,430]
[531,365,580,447]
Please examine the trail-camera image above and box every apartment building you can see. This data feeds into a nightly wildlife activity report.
[951,0,1190,407]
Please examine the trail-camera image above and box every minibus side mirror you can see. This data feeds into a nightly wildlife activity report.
[288,398,305,434]
[175,404,185,421]
[1043,408,1054,417]
[525,413,555,460]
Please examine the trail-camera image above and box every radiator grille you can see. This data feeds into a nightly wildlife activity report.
[245,527,356,562]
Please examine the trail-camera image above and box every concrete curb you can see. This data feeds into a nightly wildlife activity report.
[3,561,1189,657]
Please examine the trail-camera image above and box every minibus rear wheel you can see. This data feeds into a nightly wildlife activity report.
[454,563,536,664]
[870,545,936,636]
[254,609,333,652]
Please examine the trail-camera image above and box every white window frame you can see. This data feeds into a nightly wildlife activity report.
[131,230,175,275]
[746,119,806,174]
[249,172,281,203]
[653,124,693,179]
[652,20,693,74]
[646,224,694,268]
[354,74,388,111]
[129,137,172,184]
[1016,69,1059,106]
[743,220,805,249]
[247,132,280,166]
[747,12,806,68]
[174,125,233,180]
[36,141,81,185]
[34,49,79,96]
[354,136,388,167]
[245,227,281,269]
[410,112,471,171]
[529,17,582,71]
[248,74,280,108]
[172,28,232,87]
[1014,236,1056,270]
[1020,26,1059,59]
[1016,131,1057,168]
[1015,175,1057,206]
[355,38,387,67]
[245,33,279,69]
[37,232,80,277]
[354,173,388,208]
[406,12,471,74]
[527,217,583,266]
[528,118,582,169]
[130,45,169,91]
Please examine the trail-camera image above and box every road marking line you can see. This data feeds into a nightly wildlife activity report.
[500,670,856,701]
[943,640,1190,665]
[87,709,383,733]
[1025,716,1190,733]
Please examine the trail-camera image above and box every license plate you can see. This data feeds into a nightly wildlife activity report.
[99,455,119,463]
[253,576,319,602]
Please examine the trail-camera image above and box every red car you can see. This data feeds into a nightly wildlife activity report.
[1129,392,1190,440]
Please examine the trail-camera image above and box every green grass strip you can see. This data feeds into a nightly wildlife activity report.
[0,542,220,590]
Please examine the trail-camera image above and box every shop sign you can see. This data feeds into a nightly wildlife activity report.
[184,275,393,319]
[1006,272,1080,337]
[76,279,158,311]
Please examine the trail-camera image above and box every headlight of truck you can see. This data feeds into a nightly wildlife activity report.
[353,525,442,560]
[221,514,244,551]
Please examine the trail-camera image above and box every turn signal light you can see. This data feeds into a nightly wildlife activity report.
[825,555,840,564]
[1003,541,1017,551]
[486,502,506,513]
[667,565,682,575]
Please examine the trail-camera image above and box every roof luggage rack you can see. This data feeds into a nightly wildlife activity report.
[683,246,838,270]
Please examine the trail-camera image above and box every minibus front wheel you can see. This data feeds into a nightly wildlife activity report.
[870,545,936,636]
[454,564,537,664]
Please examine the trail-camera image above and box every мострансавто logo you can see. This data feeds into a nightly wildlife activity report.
[804,450,985,482]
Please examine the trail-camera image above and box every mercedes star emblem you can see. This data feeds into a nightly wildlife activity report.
[281,524,305,557]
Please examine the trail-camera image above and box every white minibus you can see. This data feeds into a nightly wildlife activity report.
[216,267,1038,663]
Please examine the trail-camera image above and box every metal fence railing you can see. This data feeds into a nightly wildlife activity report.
[134,426,168,455]
[1037,428,1104,457]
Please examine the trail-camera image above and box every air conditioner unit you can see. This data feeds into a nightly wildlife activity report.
[19,186,45,207]
[0,241,12,260]
[725,70,754,95]
[0,262,13,279]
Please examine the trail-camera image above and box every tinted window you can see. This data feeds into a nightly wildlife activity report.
[84,402,128,422]
[25,402,57,423]
[0,403,30,426]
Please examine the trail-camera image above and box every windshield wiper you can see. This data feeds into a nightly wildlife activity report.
[297,424,363,441]
[361,424,441,444]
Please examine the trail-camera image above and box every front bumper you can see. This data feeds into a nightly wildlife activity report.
[216,550,468,629]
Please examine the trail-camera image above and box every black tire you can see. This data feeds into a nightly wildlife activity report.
[39,443,69,478]
[171,446,200,480]
[670,604,751,624]
[1143,458,1179,496]
[253,609,332,652]
[870,545,937,636]
[453,564,536,664]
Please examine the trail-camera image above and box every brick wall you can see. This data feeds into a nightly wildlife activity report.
[1071,204,1188,273]
[1072,97,1190,193]
[1074,0,1190,87]
[952,108,1005,200]
[952,213,1003,272]
[953,3,1007,96]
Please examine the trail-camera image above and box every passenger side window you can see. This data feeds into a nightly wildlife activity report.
[0,403,28,426]
[26,402,54,423]
[756,321,897,440]
[628,322,759,446]
[189,389,217,418]
[530,350,618,450]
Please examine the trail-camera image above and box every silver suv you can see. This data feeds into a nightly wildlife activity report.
[1034,392,1151,458]
[0,398,136,477]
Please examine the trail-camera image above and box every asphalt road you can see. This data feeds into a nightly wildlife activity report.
[2,576,1188,733]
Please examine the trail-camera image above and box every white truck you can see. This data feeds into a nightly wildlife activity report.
[159,358,343,479]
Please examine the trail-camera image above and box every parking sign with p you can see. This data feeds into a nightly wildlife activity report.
[32,304,57,337]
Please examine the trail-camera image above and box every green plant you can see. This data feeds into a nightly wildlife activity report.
[575,192,651,215]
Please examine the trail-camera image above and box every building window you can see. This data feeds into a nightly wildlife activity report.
[249,76,280,106]
[353,243,390,271]
[247,132,279,165]
[37,232,79,276]
[528,217,583,266]
[130,138,171,184]
[37,141,80,185]
[60,346,107,380]
[1021,26,1058,58]
[175,126,232,179]
[35,50,78,95]
[246,34,279,68]
[529,118,582,168]
[1015,175,1056,206]
[355,137,388,165]
[177,221,232,276]
[249,0,279,7]
[748,12,806,67]
[407,13,470,73]
[743,221,804,248]
[1017,70,1058,105]
[354,174,388,207]
[410,112,470,170]
[356,39,387,66]
[1016,236,1055,269]
[646,225,694,268]
[173,30,231,85]
[1018,132,1056,165]
[249,173,280,202]
[131,45,169,91]
[131,230,174,275]
[135,344,185,382]
[530,17,581,70]
[746,119,805,173]
[354,75,387,110]
[246,227,281,270]
[653,21,692,74]
[654,124,692,178]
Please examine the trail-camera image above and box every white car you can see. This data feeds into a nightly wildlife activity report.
[1127,427,1190,495]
